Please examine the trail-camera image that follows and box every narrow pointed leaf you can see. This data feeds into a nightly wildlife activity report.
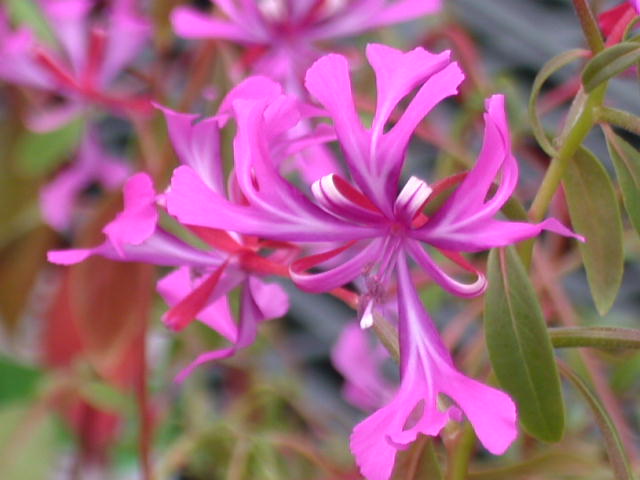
[529,49,589,156]
[485,246,564,442]
[603,128,640,236]
[558,362,633,480]
[582,41,640,92]
[563,146,623,315]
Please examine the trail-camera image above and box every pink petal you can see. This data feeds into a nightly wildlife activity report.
[290,239,382,293]
[415,217,583,252]
[440,371,518,455]
[406,240,487,297]
[351,254,517,480]
[170,6,257,43]
[101,8,150,85]
[48,230,223,267]
[248,277,289,321]
[102,173,158,255]
[367,0,441,28]
[216,76,282,123]
[332,324,393,411]
[0,30,54,90]
[156,104,225,193]
[43,0,91,75]
[157,268,238,342]
[304,54,373,200]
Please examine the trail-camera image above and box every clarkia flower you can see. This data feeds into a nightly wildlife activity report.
[331,323,394,412]
[48,84,298,380]
[0,0,150,131]
[171,0,441,88]
[165,44,582,479]
[40,128,129,232]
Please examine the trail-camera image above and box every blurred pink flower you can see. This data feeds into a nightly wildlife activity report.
[40,128,129,231]
[0,0,150,131]
[171,0,441,88]
[331,323,394,411]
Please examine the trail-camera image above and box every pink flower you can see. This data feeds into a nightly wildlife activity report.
[40,128,129,231]
[165,43,583,478]
[48,86,296,380]
[331,323,394,411]
[171,0,441,88]
[0,0,150,130]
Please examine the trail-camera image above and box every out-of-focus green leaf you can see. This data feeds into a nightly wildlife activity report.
[484,246,564,442]
[611,351,640,392]
[563,147,624,315]
[15,119,84,177]
[550,326,640,349]
[603,127,640,236]
[0,356,41,406]
[558,362,634,480]
[392,436,442,480]
[582,42,640,92]
[78,380,133,414]
[468,448,605,479]
[528,49,589,156]
[5,0,55,45]
[0,404,57,480]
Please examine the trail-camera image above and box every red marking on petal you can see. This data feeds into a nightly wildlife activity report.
[239,251,289,276]
[329,287,359,309]
[440,249,479,274]
[35,48,78,90]
[189,226,244,253]
[290,240,357,275]
[82,28,107,89]
[332,175,381,213]
[164,262,228,332]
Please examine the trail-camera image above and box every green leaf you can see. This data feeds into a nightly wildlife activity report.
[484,246,564,442]
[4,0,55,45]
[558,362,634,480]
[0,356,41,406]
[582,42,640,92]
[15,119,84,177]
[0,404,57,480]
[528,49,589,157]
[78,380,134,414]
[550,326,640,349]
[603,128,640,236]
[563,147,624,315]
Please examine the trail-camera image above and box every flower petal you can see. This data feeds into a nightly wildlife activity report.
[248,277,289,321]
[102,173,158,256]
[48,230,222,267]
[157,267,238,342]
[170,6,256,42]
[290,239,383,292]
[406,240,486,297]
[156,104,225,193]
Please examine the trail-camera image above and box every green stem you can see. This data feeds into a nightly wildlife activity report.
[550,326,640,349]
[447,423,475,480]
[529,86,605,223]
[572,0,605,53]
[596,106,640,136]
